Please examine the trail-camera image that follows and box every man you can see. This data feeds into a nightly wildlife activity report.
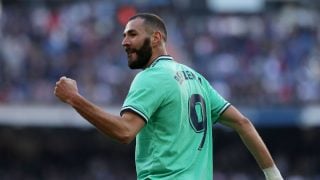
[54,13,283,179]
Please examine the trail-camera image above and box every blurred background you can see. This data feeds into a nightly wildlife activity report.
[0,0,319,179]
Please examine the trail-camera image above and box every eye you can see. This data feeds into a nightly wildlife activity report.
[123,30,138,39]
[128,32,137,37]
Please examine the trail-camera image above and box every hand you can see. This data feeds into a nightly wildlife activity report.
[54,76,79,104]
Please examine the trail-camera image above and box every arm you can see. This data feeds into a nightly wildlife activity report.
[54,76,145,144]
[219,105,283,180]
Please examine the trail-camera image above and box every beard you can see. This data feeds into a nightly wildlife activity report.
[126,38,152,69]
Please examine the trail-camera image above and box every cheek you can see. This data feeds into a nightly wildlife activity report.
[134,40,143,49]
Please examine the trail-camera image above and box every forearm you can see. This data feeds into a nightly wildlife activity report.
[219,106,283,179]
[236,119,274,169]
[68,93,132,143]
[236,119,283,179]
[54,76,141,143]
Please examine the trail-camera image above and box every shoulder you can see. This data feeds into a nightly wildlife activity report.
[131,66,170,89]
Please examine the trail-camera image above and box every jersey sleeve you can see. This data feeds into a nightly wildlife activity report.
[205,80,230,124]
[120,70,166,123]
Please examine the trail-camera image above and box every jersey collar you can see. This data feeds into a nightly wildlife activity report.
[149,55,174,68]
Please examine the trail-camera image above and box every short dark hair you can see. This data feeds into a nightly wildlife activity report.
[129,13,167,42]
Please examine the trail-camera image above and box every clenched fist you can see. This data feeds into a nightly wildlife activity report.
[54,76,79,104]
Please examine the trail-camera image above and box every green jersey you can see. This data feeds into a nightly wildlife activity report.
[121,55,230,180]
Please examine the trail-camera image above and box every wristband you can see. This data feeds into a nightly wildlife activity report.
[263,165,283,180]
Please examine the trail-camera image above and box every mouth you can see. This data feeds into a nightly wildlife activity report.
[126,48,136,57]
[125,47,133,53]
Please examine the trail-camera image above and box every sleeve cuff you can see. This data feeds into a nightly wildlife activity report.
[120,106,149,123]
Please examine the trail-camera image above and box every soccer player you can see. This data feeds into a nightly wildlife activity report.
[54,13,283,179]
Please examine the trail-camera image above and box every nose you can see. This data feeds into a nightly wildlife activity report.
[122,36,130,47]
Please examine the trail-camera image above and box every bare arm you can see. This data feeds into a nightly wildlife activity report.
[54,76,145,144]
[219,105,283,179]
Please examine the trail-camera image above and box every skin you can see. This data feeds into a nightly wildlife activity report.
[54,17,275,170]
[219,106,275,169]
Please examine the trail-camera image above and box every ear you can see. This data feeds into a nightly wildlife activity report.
[151,31,162,46]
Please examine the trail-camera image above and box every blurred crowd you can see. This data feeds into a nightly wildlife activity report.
[0,0,320,106]
[0,126,319,180]
[0,1,319,180]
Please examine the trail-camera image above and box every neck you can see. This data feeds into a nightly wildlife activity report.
[145,46,168,68]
